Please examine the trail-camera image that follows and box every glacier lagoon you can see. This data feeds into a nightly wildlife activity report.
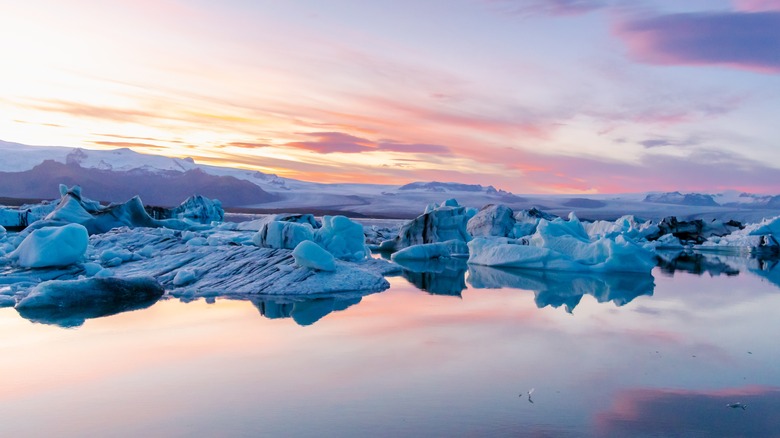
[0,254,778,437]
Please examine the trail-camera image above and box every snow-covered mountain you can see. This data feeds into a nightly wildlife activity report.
[643,192,720,207]
[2,140,780,221]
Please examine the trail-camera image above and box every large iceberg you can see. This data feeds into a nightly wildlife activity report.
[468,214,656,273]
[699,215,780,254]
[467,204,515,238]
[380,199,471,251]
[144,194,224,223]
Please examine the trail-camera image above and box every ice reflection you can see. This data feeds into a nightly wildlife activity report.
[468,265,655,312]
[248,294,365,326]
[16,297,161,328]
[394,258,468,296]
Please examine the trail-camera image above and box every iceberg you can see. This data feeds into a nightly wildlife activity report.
[145,194,224,223]
[468,214,656,273]
[292,240,336,271]
[512,208,557,238]
[467,204,515,238]
[253,221,315,250]
[9,223,89,268]
[391,240,469,261]
[381,199,471,251]
[15,276,164,327]
[315,215,369,261]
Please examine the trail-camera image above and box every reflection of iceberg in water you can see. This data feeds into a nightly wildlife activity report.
[248,293,366,326]
[394,258,468,297]
[657,250,780,291]
[656,251,740,277]
[467,265,655,313]
[15,277,165,328]
[747,257,780,291]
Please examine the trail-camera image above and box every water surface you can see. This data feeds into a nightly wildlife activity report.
[1,254,778,437]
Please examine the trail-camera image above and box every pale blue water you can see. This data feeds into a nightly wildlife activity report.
[1,253,778,437]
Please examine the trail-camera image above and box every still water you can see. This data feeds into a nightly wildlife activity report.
[1,253,778,437]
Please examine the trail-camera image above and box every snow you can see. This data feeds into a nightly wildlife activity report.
[292,240,336,271]
[10,223,89,268]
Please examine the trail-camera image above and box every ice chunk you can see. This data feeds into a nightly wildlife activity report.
[391,240,469,261]
[253,221,315,250]
[0,224,5,236]
[585,215,659,241]
[467,204,515,237]
[292,240,336,271]
[0,295,15,307]
[315,215,369,261]
[10,223,89,268]
[15,276,164,327]
[386,202,471,251]
[468,215,656,273]
[512,208,556,238]
[173,268,201,286]
[236,213,321,231]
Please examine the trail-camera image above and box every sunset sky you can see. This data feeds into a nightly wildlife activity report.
[1,0,779,193]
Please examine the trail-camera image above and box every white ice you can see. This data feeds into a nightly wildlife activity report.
[292,240,336,271]
[468,214,656,273]
[10,223,89,268]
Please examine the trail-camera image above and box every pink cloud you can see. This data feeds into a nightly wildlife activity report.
[283,131,452,155]
[734,0,780,11]
[614,11,780,74]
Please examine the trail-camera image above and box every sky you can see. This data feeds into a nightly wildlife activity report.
[1,0,779,194]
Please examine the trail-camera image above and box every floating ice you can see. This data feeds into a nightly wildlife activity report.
[15,276,164,327]
[585,215,659,241]
[253,221,315,250]
[292,240,336,271]
[468,214,656,273]
[315,215,369,261]
[236,213,321,232]
[512,208,557,238]
[10,223,89,268]
[467,204,515,238]
[391,240,469,261]
[382,200,471,251]
[698,216,779,254]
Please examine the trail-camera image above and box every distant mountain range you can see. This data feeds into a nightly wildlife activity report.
[0,160,275,207]
[2,140,780,221]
